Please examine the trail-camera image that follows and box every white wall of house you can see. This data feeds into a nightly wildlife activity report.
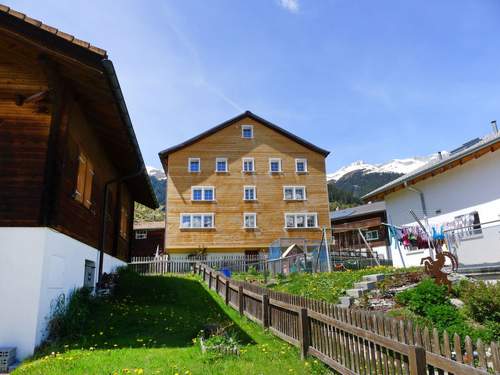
[385,150,500,268]
[0,227,125,360]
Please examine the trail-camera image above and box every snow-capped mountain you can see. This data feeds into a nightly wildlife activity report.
[327,152,448,182]
[146,166,166,180]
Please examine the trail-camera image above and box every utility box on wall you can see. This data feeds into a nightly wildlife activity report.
[83,260,96,288]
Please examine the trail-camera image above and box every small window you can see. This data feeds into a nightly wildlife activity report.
[188,158,201,173]
[269,158,282,173]
[135,230,147,240]
[283,186,306,200]
[180,213,215,229]
[242,125,253,139]
[243,213,257,228]
[75,150,94,209]
[191,186,215,201]
[243,186,256,201]
[242,158,255,173]
[215,158,228,172]
[285,213,318,229]
[364,230,379,241]
[295,158,308,173]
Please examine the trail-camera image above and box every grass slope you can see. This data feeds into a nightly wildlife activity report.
[233,266,420,303]
[15,272,330,375]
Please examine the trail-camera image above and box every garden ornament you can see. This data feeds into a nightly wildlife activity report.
[420,251,458,292]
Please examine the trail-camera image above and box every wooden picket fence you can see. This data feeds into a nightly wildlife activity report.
[194,263,500,375]
[129,254,265,274]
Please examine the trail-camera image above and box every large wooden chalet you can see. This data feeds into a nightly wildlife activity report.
[0,6,157,359]
[159,111,331,257]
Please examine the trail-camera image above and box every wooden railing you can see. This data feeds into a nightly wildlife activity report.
[194,263,500,375]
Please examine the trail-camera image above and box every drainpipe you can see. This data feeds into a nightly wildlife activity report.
[97,166,145,286]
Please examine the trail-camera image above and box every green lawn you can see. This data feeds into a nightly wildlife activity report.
[15,272,330,375]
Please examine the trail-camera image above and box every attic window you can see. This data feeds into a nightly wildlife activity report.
[242,125,253,139]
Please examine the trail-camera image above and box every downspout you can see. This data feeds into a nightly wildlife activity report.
[97,167,145,286]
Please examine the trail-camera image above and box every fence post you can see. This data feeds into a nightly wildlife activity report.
[209,271,212,289]
[225,279,230,305]
[215,274,219,293]
[298,308,310,360]
[238,285,244,316]
[408,345,427,375]
[262,294,270,328]
[203,267,206,282]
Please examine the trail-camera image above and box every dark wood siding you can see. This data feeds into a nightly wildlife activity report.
[131,228,165,257]
[0,50,50,226]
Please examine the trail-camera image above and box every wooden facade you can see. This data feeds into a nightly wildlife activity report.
[131,221,165,257]
[0,6,157,261]
[159,112,330,255]
[331,202,389,257]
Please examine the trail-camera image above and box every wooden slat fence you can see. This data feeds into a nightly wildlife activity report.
[194,263,500,375]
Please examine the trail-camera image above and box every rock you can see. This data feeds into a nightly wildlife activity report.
[450,298,464,308]
[346,288,364,298]
[353,281,377,291]
[338,296,354,308]
[362,274,385,282]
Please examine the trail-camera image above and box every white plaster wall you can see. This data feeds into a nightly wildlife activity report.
[0,228,46,361]
[386,151,500,226]
[0,228,126,360]
[385,150,500,268]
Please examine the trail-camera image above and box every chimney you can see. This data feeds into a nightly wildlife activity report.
[492,120,498,134]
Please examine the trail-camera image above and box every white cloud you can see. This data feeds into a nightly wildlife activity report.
[278,0,299,13]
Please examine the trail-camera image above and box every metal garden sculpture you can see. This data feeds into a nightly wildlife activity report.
[420,251,458,292]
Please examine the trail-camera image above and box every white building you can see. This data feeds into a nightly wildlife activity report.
[363,124,500,271]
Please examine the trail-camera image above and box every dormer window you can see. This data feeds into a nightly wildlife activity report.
[241,125,253,139]
[188,158,200,173]
[295,158,308,173]
[269,158,282,173]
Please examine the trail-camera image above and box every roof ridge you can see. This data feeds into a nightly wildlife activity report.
[158,111,330,158]
[0,3,107,57]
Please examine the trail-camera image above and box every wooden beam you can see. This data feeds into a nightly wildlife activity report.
[15,89,49,106]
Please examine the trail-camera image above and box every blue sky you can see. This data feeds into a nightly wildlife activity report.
[7,0,500,173]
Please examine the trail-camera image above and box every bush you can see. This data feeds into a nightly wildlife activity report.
[46,287,94,342]
[459,280,500,324]
[395,278,449,316]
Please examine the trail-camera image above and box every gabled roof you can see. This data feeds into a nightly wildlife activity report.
[330,201,386,221]
[363,131,500,201]
[0,4,158,208]
[158,111,330,160]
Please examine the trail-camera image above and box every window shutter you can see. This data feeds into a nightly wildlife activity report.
[75,153,87,203]
[83,160,94,208]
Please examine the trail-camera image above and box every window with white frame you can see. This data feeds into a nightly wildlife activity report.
[180,213,214,229]
[241,125,253,139]
[295,158,308,173]
[135,230,147,240]
[188,158,200,172]
[242,158,255,173]
[215,157,228,172]
[243,186,256,201]
[243,213,257,228]
[283,186,306,200]
[269,158,282,173]
[191,186,215,201]
[364,230,379,241]
[285,213,317,229]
